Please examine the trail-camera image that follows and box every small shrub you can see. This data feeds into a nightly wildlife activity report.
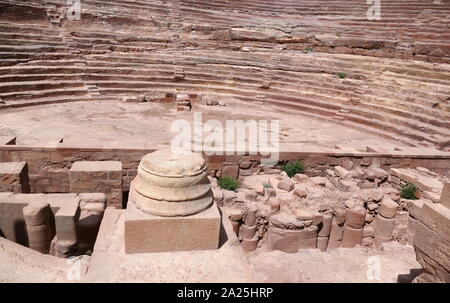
[304,47,313,53]
[281,160,305,178]
[338,72,347,79]
[218,176,239,191]
[262,182,273,188]
[401,184,417,200]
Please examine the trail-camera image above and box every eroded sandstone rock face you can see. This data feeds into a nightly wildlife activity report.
[129,149,213,217]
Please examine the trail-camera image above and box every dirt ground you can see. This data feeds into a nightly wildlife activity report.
[0,213,421,283]
[0,99,405,150]
[248,243,422,283]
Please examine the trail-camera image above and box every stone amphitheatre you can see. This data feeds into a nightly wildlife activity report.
[0,0,449,283]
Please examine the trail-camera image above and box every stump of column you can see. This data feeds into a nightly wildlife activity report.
[23,201,54,254]
[124,149,221,253]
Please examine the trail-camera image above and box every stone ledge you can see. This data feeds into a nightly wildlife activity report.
[0,162,27,174]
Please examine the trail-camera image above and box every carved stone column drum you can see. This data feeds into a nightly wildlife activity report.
[129,149,213,217]
[125,149,221,253]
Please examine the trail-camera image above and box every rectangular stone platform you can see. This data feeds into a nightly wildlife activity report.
[124,201,221,253]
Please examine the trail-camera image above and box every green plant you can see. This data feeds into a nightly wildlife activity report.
[304,47,313,53]
[338,72,347,79]
[262,182,273,188]
[401,184,417,200]
[281,160,305,177]
[218,176,239,191]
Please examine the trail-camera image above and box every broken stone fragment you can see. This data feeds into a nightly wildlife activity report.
[367,202,378,211]
[345,206,366,229]
[243,189,258,201]
[278,192,297,205]
[362,237,373,247]
[317,236,329,251]
[212,188,223,202]
[359,180,376,189]
[311,177,327,186]
[269,213,304,230]
[333,207,346,225]
[340,158,354,171]
[293,188,307,198]
[239,224,257,240]
[440,182,450,208]
[379,196,398,219]
[365,213,374,223]
[363,188,383,202]
[221,165,239,179]
[294,173,309,183]
[318,214,333,237]
[374,215,395,239]
[365,166,389,180]
[334,166,351,178]
[352,167,366,179]
[277,177,294,192]
[241,236,259,252]
[312,212,323,225]
[295,209,314,221]
[231,221,240,236]
[223,190,237,204]
[239,161,252,169]
[329,218,345,242]
[341,226,363,248]
[363,225,375,237]
[244,208,258,226]
[229,209,243,221]
[267,197,281,212]
[338,178,358,191]
[326,169,336,177]
[264,187,276,198]
[263,167,282,174]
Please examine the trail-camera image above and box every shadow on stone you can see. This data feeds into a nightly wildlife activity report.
[217,208,228,249]
[122,191,129,209]
[397,268,426,283]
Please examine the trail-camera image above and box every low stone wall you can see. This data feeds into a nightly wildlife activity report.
[1,142,449,195]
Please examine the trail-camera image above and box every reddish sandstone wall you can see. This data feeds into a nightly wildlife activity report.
[0,145,449,194]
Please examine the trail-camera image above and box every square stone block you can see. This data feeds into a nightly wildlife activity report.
[124,201,221,253]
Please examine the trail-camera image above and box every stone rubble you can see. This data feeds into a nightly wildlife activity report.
[215,160,447,255]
